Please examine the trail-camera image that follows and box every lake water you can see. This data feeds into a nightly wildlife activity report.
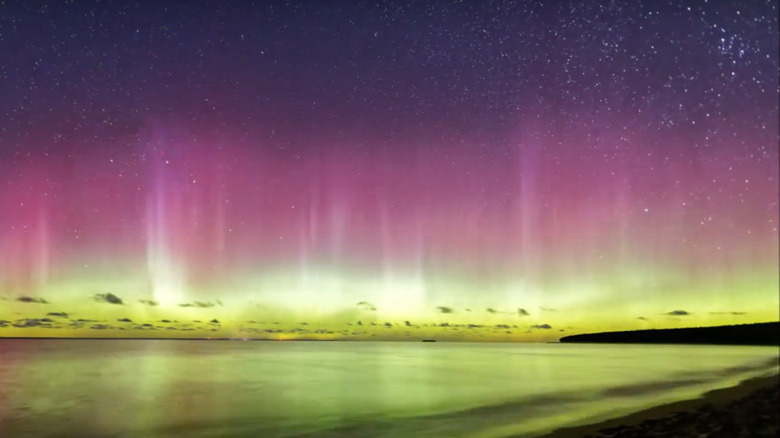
[0,340,777,438]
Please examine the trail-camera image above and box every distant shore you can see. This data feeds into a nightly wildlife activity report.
[559,322,779,346]
[533,372,779,438]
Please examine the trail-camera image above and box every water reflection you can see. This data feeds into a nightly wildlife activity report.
[0,340,776,437]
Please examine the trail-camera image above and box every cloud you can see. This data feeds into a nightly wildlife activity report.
[709,311,747,315]
[94,293,123,305]
[404,320,412,327]
[436,306,454,313]
[486,308,497,314]
[209,319,220,324]
[531,324,552,329]
[357,301,377,311]
[517,308,530,316]
[139,299,158,306]
[17,296,48,304]
[0,320,10,327]
[638,316,648,320]
[90,324,111,330]
[117,318,133,323]
[666,310,690,316]
[540,306,557,312]
[47,312,69,318]
[13,318,48,328]
[384,322,392,328]
[179,301,216,308]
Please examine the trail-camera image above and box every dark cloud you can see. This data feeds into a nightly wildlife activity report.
[209,319,220,324]
[357,301,377,311]
[439,322,450,327]
[117,318,133,323]
[47,312,69,318]
[486,308,497,314]
[709,311,747,315]
[531,324,552,329]
[404,320,412,327]
[517,308,530,316]
[638,316,648,320]
[13,318,47,327]
[356,320,362,326]
[465,308,472,312]
[90,324,111,330]
[0,320,10,327]
[436,306,454,313]
[179,301,216,308]
[666,310,690,316]
[159,319,172,323]
[17,296,48,304]
[494,324,510,329]
[384,322,392,328]
[94,293,123,304]
[139,299,158,306]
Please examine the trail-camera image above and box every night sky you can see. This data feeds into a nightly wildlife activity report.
[0,1,777,341]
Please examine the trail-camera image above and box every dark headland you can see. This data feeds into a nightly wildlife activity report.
[558,322,779,346]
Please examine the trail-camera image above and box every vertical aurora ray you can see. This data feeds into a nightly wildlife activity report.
[146,170,185,308]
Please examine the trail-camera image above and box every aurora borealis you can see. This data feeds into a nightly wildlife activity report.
[0,1,777,341]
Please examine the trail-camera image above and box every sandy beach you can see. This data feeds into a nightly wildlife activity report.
[536,373,779,438]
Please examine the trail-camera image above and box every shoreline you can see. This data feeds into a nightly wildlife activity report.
[534,372,779,438]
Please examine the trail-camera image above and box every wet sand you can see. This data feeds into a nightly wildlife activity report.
[535,373,779,438]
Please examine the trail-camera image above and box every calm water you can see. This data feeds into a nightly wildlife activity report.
[0,340,777,438]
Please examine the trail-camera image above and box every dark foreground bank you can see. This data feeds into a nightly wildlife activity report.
[559,322,779,345]
[535,373,779,438]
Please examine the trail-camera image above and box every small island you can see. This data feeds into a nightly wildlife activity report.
[559,322,779,346]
